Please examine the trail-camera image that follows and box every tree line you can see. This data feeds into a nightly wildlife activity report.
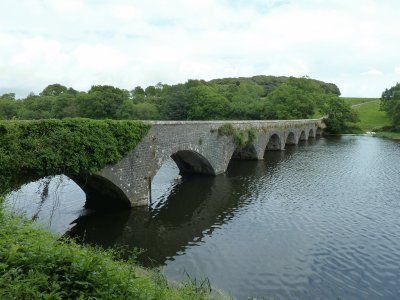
[0,75,358,133]
[381,82,400,130]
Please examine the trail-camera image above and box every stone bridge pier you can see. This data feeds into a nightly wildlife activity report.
[76,119,324,209]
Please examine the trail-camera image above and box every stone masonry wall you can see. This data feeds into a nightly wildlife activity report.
[87,119,324,207]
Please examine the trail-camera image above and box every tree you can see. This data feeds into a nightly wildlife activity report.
[77,85,130,119]
[0,93,16,100]
[40,84,68,96]
[381,83,400,128]
[145,86,156,97]
[319,95,359,133]
[0,98,19,119]
[266,83,316,119]
[186,85,230,120]
[160,84,189,120]
[116,101,159,120]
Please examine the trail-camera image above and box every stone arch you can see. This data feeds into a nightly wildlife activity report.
[71,174,132,210]
[285,131,297,145]
[266,133,281,151]
[171,150,216,175]
[299,130,307,141]
[231,144,259,160]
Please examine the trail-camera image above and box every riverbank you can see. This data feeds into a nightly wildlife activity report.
[0,196,211,299]
[374,131,400,140]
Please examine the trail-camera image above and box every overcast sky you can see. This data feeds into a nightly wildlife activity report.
[1,0,399,98]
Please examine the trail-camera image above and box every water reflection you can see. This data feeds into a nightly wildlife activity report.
[5,175,86,233]
[67,155,283,266]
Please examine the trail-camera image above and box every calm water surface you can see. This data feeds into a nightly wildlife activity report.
[6,136,400,299]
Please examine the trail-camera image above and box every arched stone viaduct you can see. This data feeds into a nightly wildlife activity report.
[72,119,325,208]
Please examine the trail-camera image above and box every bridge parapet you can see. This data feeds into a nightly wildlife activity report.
[77,119,324,208]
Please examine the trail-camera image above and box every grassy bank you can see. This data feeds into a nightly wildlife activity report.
[374,131,400,140]
[0,196,209,299]
[341,97,391,131]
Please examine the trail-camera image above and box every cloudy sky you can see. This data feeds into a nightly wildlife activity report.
[1,0,399,98]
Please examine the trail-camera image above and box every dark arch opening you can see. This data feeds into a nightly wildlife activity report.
[171,150,215,175]
[266,134,281,151]
[286,132,297,145]
[316,127,322,136]
[299,130,307,141]
[71,174,131,210]
[232,144,258,160]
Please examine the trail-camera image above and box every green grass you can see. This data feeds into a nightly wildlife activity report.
[0,198,211,299]
[351,100,391,131]
[375,131,400,140]
[341,97,380,106]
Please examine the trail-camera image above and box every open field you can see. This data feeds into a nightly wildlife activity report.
[342,97,380,106]
[350,99,391,131]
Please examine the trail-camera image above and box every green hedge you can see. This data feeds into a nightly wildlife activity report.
[0,119,150,193]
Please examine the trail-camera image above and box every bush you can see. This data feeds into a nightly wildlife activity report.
[0,119,150,193]
[0,199,208,299]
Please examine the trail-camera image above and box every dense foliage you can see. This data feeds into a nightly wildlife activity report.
[0,119,150,193]
[0,75,358,132]
[319,96,359,134]
[381,82,400,130]
[1,76,338,120]
[0,198,209,299]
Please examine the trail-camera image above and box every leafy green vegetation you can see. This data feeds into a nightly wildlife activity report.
[0,76,339,121]
[380,82,400,130]
[0,119,150,193]
[319,96,360,134]
[0,197,209,299]
[1,75,359,133]
[217,124,257,148]
[217,123,236,137]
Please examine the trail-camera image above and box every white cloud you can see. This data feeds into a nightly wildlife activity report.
[1,0,400,97]
[362,69,383,76]
[113,5,141,21]
[72,44,127,71]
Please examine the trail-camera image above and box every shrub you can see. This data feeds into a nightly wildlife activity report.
[0,119,151,193]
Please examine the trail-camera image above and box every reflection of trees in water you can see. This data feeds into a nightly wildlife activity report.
[6,175,82,229]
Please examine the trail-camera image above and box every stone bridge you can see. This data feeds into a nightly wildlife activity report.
[72,119,325,208]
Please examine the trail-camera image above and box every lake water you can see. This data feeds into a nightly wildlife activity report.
[5,135,400,299]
